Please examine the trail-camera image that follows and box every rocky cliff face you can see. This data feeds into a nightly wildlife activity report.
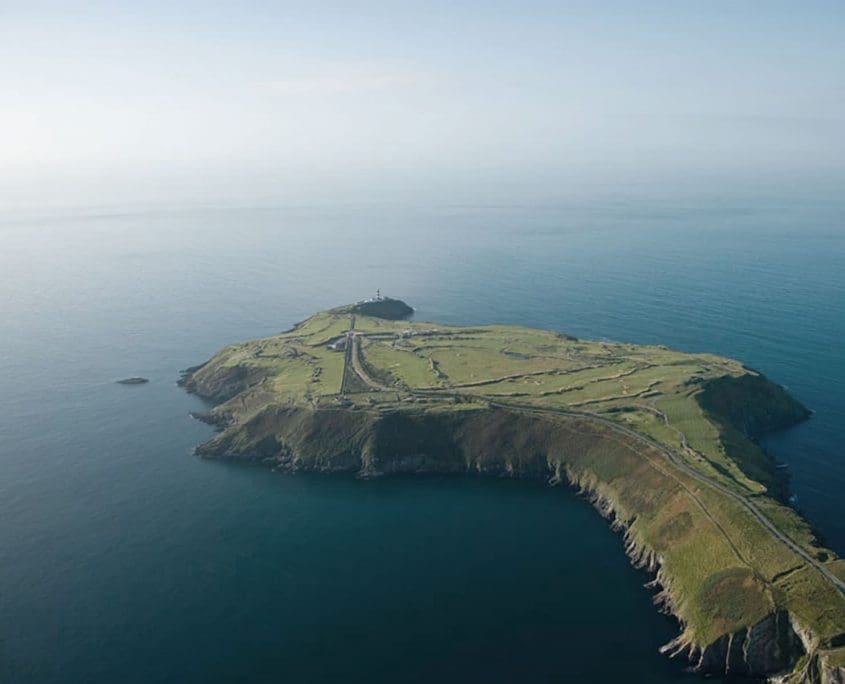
[696,611,802,677]
[818,661,845,684]
[571,474,808,681]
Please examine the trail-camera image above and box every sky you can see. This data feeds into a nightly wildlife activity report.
[1,1,843,210]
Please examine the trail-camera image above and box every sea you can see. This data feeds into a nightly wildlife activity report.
[1,195,843,682]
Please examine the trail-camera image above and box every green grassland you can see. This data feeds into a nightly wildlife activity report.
[184,307,844,677]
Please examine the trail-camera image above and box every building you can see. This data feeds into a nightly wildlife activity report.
[327,337,347,352]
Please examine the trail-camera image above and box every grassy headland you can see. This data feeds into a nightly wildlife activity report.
[181,302,844,683]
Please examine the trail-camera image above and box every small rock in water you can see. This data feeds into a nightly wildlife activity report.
[117,377,149,385]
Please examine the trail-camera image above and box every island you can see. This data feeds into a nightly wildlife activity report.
[181,299,845,683]
[117,377,149,385]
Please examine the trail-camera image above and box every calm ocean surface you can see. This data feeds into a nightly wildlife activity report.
[1,198,843,682]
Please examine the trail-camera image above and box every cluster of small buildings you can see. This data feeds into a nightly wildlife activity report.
[359,289,384,304]
[327,336,348,352]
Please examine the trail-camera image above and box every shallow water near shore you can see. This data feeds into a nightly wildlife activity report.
[1,196,843,682]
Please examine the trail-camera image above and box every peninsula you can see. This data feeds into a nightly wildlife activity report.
[181,299,845,682]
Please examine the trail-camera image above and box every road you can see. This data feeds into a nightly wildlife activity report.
[342,329,845,598]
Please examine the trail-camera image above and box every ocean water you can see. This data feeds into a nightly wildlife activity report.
[0,198,843,682]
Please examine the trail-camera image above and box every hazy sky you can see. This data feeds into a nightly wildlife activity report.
[2,1,843,209]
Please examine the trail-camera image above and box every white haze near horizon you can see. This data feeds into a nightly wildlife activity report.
[1,1,844,212]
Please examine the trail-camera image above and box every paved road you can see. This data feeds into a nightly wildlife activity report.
[345,331,845,598]
[338,315,357,395]
[348,334,388,392]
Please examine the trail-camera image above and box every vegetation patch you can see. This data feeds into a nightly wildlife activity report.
[698,567,773,634]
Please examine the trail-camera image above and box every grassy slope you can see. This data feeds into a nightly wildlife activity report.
[184,310,845,670]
